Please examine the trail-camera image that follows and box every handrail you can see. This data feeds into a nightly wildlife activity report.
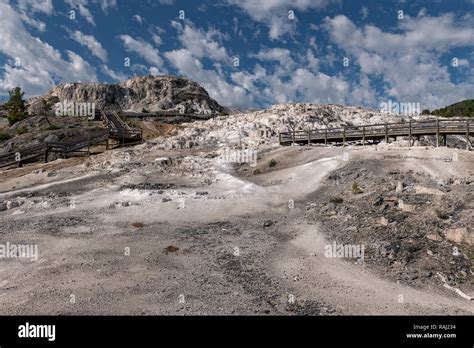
[279,118,472,148]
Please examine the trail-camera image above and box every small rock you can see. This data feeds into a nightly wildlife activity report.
[263,220,274,227]
[6,201,19,210]
[398,199,414,212]
[445,227,472,245]
[426,233,442,242]
[0,202,7,212]
[423,271,432,278]
[395,181,404,193]
[373,196,384,206]
[379,216,389,226]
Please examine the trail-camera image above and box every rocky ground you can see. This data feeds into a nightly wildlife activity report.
[0,125,472,314]
[0,100,472,315]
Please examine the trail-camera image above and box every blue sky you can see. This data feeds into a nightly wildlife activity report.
[0,0,473,110]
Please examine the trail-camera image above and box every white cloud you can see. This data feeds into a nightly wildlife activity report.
[93,0,117,13]
[101,65,127,82]
[148,66,160,75]
[0,2,97,96]
[20,13,46,31]
[17,0,53,15]
[132,14,143,24]
[119,35,167,73]
[243,48,352,105]
[64,0,95,25]
[70,30,108,63]
[165,49,254,109]
[226,0,332,39]
[171,21,230,63]
[249,48,295,75]
[324,14,474,108]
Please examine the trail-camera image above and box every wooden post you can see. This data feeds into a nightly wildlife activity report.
[409,120,412,147]
[106,138,110,150]
[44,147,49,163]
[278,132,281,144]
[307,130,310,146]
[467,119,470,151]
[362,126,366,145]
[436,118,440,147]
[324,129,327,145]
[342,127,346,147]
[385,123,388,143]
[292,130,295,145]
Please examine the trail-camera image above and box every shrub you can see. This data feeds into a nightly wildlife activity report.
[329,196,343,204]
[352,182,363,194]
[253,168,261,175]
[131,222,144,228]
[0,132,10,141]
[16,126,27,135]
[268,159,277,167]
[142,108,149,113]
[48,124,61,130]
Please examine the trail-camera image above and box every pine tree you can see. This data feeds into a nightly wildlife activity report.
[5,87,27,126]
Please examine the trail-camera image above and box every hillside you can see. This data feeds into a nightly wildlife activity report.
[430,99,474,117]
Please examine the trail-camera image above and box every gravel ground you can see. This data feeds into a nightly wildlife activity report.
[0,142,472,315]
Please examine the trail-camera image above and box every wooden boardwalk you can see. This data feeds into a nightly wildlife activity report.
[279,118,472,149]
[0,108,143,169]
[98,109,142,143]
[0,130,110,168]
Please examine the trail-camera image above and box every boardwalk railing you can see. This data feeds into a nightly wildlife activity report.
[0,130,109,169]
[0,108,145,169]
[98,109,142,141]
[124,110,217,120]
[279,118,472,149]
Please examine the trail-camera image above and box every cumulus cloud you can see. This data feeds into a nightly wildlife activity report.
[171,21,231,63]
[226,0,332,39]
[0,2,97,96]
[64,0,95,25]
[119,34,167,73]
[324,14,474,109]
[101,64,127,82]
[17,0,54,15]
[70,30,108,63]
[165,48,253,109]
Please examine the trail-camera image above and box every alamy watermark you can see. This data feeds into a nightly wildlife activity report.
[325,241,365,261]
[380,99,421,116]
[218,148,258,167]
[54,101,95,119]
[0,242,38,261]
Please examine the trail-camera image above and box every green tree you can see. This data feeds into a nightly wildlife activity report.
[41,98,54,127]
[5,87,27,126]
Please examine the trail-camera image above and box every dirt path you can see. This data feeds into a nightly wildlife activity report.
[273,222,472,315]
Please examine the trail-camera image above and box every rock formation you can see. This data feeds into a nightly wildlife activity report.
[27,75,227,117]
